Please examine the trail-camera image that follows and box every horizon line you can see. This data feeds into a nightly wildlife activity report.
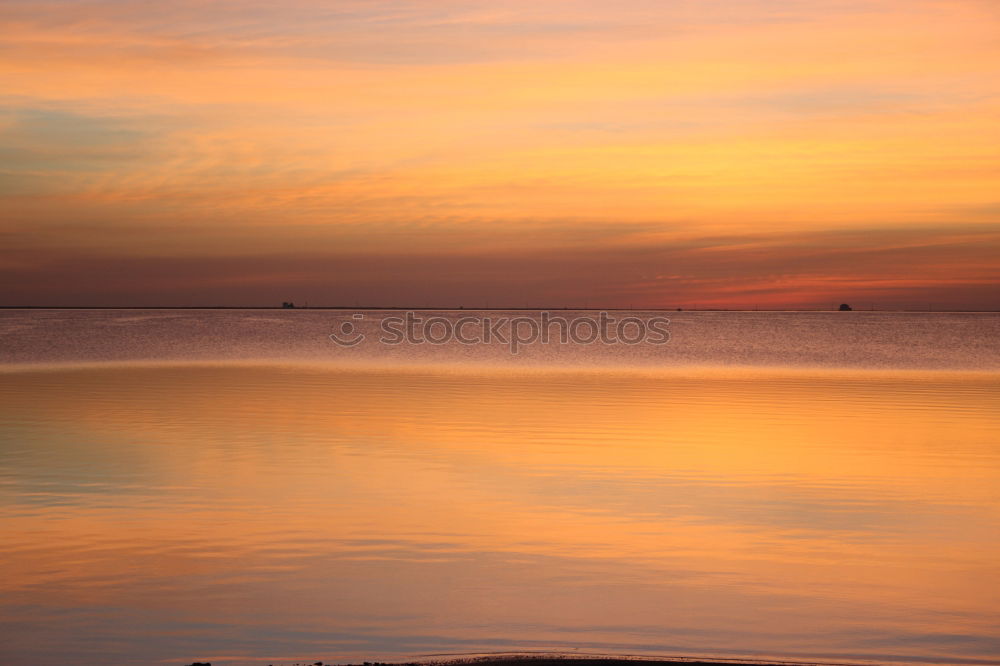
[1,306,998,313]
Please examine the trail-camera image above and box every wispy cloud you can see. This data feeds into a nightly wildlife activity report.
[1,0,998,305]
[3,223,997,308]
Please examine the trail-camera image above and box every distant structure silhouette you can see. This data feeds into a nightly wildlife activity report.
[282,301,295,309]
[839,303,852,311]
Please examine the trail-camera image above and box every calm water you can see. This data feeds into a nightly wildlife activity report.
[1,310,999,666]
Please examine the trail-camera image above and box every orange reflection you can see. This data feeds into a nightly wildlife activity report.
[1,365,999,664]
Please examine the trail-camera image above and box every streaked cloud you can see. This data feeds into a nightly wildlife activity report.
[1,0,997,306]
[3,224,997,309]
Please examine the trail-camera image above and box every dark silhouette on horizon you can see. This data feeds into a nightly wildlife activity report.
[323,655,856,666]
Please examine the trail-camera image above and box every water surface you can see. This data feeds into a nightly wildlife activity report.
[1,311,998,666]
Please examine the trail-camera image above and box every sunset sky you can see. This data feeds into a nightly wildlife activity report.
[2,0,998,309]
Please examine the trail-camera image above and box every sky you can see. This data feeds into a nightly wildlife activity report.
[1,0,998,309]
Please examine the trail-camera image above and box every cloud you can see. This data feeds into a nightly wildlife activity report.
[1,0,998,307]
[3,224,997,308]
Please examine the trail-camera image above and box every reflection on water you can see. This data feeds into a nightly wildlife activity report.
[1,364,998,666]
[1,309,998,370]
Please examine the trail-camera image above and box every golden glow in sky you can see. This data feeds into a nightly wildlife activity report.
[2,0,999,308]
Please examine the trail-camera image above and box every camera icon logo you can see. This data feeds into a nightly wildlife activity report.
[329,313,366,347]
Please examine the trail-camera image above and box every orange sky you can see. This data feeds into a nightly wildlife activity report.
[2,0,999,308]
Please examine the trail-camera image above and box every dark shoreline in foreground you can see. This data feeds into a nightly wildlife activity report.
[256,655,871,666]
[321,654,1000,666]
